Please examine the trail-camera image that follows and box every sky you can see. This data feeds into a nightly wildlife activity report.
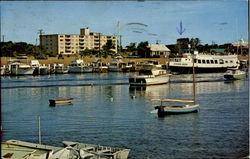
[0,0,248,46]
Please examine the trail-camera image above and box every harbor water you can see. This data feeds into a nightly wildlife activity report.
[1,73,249,158]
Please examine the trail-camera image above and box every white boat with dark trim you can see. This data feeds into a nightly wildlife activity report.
[129,64,170,86]
[224,69,246,80]
[169,51,239,74]
[49,98,73,106]
[63,141,130,159]
[108,59,126,72]
[10,62,35,75]
[152,98,199,116]
[2,140,130,159]
[55,63,69,74]
[69,59,93,73]
[30,60,49,75]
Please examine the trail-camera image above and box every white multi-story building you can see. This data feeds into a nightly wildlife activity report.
[40,28,117,56]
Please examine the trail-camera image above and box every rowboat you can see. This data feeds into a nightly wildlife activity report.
[62,141,130,159]
[49,98,73,106]
[152,98,199,117]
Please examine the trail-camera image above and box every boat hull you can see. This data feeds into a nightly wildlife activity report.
[11,68,35,75]
[49,98,73,106]
[155,104,199,117]
[169,66,231,74]
[129,75,170,86]
[224,73,245,80]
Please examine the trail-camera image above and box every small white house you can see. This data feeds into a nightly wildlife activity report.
[148,44,170,58]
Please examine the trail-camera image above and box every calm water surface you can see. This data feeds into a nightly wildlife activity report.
[1,73,249,158]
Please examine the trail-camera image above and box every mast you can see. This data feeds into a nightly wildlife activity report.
[38,116,41,144]
[192,52,196,105]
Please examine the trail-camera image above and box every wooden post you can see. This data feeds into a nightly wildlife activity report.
[38,116,41,144]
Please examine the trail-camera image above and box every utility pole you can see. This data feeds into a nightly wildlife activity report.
[38,29,44,50]
[2,35,5,42]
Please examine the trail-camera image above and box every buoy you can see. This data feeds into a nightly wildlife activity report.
[110,97,113,102]
[131,95,136,99]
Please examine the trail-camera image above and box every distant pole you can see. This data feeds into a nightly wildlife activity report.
[2,35,5,42]
[119,35,122,54]
[38,29,44,50]
[38,116,41,144]
[99,33,101,58]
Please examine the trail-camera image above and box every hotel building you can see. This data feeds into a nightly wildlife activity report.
[40,28,118,56]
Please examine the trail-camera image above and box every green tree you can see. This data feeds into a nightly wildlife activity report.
[137,41,149,58]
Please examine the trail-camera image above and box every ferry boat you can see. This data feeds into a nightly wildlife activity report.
[169,51,239,74]
[10,62,35,75]
[129,64,170,86]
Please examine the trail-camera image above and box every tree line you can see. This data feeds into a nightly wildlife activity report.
[0,38,247,58]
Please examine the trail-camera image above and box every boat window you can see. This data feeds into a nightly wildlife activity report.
[219,59,224,64]
[202,60,206,63]
[206,60,210,64]
[215,60,218,64]
[198,60,201,63]
[194,59,197,63]
[230,60,233,63]
[225,61,228,63]
[211,60,214,64]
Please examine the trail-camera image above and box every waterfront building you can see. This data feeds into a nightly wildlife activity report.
[40,28,118,56]
[148,43,170,58]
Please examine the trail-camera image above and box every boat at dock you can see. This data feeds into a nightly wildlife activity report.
[108,59,126,72]
[9,62,35,75]
[49,98,73,106]
[1,140,130,159]
[92,60,108,73]
[129,64,170,86]
[69,59,93,73]
[30,60,49,75]
[54,64,69,74]
[224,68,246,80]
[169,51,240,74]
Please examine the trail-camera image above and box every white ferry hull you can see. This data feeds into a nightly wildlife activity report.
[169,66,232,74]
[69,67,83,73]
[129,75,170,86]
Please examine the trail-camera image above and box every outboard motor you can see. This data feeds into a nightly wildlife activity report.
[155,106,165,117]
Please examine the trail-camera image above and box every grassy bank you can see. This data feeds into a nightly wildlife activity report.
[0,56,170,66]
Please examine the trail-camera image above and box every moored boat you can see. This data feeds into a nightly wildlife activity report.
[49,98,73,106]
[224,69,246,80]
[55,64,69,74]
[129,64,170,86]
[63,141,130,159]
[169,51,239,74]
[10,62,35,75]
[152,98,199,117]
[2,140,131,159]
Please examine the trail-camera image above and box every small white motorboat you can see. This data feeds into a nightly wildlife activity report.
[224,69,246,80]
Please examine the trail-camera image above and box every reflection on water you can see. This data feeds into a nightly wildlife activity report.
[1,73,249,158]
